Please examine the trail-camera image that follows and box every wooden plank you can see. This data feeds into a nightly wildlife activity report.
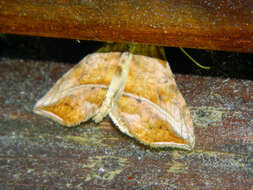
[0,0,253,53]
[0,57,252,189]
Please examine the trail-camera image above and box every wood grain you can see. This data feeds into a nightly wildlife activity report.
[0,57,252,189]
[1,0,253,53]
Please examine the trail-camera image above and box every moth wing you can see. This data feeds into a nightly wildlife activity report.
[34,86,107,126]
[110,94,193,150]
[34,52,122,126]
[110,55,194,150]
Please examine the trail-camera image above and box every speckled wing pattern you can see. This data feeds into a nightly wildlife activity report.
[33,53,122,126]
[110,54,195,150]
[34,52,195,150]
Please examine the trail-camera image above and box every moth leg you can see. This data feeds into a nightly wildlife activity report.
[93,52,133,123]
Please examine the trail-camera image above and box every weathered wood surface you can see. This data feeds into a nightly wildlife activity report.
[0,56,252,189]
[1,0,253,53]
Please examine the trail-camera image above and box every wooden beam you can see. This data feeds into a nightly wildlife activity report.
[1,0,253,53]
[1,57,252,189]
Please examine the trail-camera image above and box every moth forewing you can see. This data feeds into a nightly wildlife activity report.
[109,54,195,150]
[33,86,107,126]
[33,53,123,126]
[110,92,194,150]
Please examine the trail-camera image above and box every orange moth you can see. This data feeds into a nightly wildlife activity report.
[33,44,195,150]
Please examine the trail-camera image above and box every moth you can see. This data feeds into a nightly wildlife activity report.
[33,45,195,150]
